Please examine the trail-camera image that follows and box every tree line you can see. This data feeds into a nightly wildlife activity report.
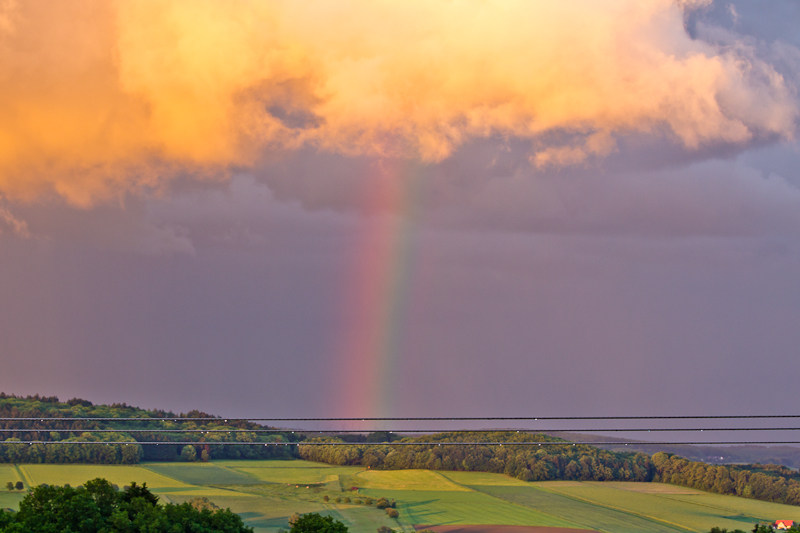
[298,431,655,482]
[0,394,296,464]
[653,452,800,506]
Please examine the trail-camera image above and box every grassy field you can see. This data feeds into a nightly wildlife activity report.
[353,470,471,492]
[359,488,580,528]
[17,464,191,489]
[145,463,262,485]
[2,461,800,533]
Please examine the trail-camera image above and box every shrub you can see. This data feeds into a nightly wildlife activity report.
[386,509,399,519]
[376,497,389,509]
[363,497,373,505]
[188,496,219,511]
[14,482,23,491]
[334,497,341,503]
[353,498,362,504]
[180,445,197,462]
[377,527,393,533]
[5,482,13,491]
[323,495,329,502]
[289,512,348,533]
[343,497,351,503]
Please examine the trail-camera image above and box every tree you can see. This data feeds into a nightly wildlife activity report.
[14,481,23,490]
[189,496,219,511]
[201,449,211,462]
[2,477,253,532]
[386,509,399,519]
[289,513,348,533]
[376,498,389,509]
[181,444,197,462]
[377,527,393,533]
[5,482,13,491]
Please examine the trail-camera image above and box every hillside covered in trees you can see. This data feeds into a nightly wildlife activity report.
[299,431,655,481]
[0,394,296,464]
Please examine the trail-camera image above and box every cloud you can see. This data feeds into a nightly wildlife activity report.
[0,0,796,205]
[0,203,28,238]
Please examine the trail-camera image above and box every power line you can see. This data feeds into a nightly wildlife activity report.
[7,440,800,446]
[1,415,800,422]
[3,427,800,433]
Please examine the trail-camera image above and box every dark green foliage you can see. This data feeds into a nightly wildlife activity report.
[708,528,747,533]
[375,497,389,509]
[289,513,348,533]
[0,393,296,464]
[653,452,800,506]
[13,483,21,491]
[0,477,253,532]
[181,444,197,462]
[298,432,654,482]
[4,483,11,491]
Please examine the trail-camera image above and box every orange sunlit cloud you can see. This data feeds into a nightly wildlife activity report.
[0,0,796,205]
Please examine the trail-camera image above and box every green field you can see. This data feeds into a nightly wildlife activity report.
[353,470,471,492]
[359,488,579,528]
[2,462,799,533]
[145,463,262,485]
[17,464,191,489]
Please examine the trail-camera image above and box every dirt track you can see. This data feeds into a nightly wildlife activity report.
[414,526,598,533]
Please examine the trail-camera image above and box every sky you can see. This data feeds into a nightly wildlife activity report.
[1,0,800,435]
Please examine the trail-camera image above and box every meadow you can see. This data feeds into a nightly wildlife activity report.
[3,460,799,533]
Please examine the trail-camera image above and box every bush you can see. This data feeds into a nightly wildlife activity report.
[386,509,399,519]
[353,498,362,504]
[180,445,197,462]
[289,512,348,533]
[376,498,389,509]
[188,496,219,511]
[377,527,393,533]
[14,482,23,491]
[363,497,373,505]
[5,482,13,491]
[343,497,351,503]
[323,495,329,502]
[334,497,341,503]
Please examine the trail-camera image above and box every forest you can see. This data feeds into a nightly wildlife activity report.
[0,394,296,463]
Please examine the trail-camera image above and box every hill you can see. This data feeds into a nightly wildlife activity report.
[0,393,296,463]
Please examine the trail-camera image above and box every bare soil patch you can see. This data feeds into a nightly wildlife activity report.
[415,526,597,533]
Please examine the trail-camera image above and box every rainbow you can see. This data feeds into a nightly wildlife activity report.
[335,159,423,418]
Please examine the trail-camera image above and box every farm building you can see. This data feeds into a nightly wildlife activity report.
[775,520,794,530]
